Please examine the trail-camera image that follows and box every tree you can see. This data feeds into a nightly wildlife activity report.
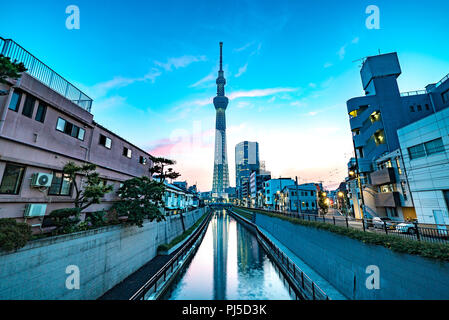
[149,156,181,182]
[149,156,187,231]
[63,162,113,211]
[113,176,166,227]
[0,55,27,95]
[318,191,329,215]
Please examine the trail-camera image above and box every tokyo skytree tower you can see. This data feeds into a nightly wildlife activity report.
[212,42,230,196]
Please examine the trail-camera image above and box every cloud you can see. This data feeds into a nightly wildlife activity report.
[228,87,297,100]
[154,55,207,71]
[189,73,215,88]
[250,43,263,56]
[337,46,346,60]
[234,41,256,53]
[235,63,248,78]
[290,101,307,108]
[352,37,360,44]
[323,62,333,68]
[84,69,162,99]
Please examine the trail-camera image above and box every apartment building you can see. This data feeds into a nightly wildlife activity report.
[346,51,449,218]
[264,178,295,210]
[0,37,153,230]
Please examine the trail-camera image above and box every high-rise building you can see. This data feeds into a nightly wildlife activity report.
[235,141,260,200]
[212,42,230,197]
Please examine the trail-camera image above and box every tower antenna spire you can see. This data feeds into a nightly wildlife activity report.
[219,42,223,71]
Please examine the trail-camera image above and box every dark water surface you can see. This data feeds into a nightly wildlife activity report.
[161,210,294,300]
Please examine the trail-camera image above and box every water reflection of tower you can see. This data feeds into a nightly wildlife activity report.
[212,210,229,300]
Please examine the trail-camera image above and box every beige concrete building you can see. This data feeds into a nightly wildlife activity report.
[0,37,153,231]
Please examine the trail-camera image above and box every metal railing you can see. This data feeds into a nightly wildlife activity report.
[0,37,92,112]
[230,208,329,300]
[400,90,427,97]
[130,210,213,300]
[238,207,449,245]
[433,73,449,91]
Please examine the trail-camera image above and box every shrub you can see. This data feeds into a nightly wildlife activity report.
[0,218,32,252]
[48,208,81,235]
[85,210,106,228]
[236,207,449,262]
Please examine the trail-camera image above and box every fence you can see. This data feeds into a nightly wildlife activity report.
[238,207,449,245]
[0,37,92,112]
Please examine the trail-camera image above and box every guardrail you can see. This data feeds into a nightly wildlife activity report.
[129,209,213,300]
[0,37,92,112]
[237,207,449,245]
[230,208,329,300]
[400,90,427,97]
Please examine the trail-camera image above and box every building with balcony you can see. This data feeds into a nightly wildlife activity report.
[398,107,449,225]
[370,149,416,221]
[346,51,449,218]
[0,37,154,231]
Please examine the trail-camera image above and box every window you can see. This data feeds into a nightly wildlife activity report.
[395,157,402,175]
[410,106,415,112]
[123,147,132,158]
[56,118,66,131]
[373,130,386,146]
[370,111,381,123]
[401,181,408,201]
[408,144,426,160]
[35,103,47,123]
[22,95,36,118]
[425,104,430,110]
[442,89,449,104]
[99,134,112,149]
[0,163,25,194]
[48,172,72,196]
[8,91,22,112]
[56,117,85,141]
[425,138,445,155]
[417,105,422,111]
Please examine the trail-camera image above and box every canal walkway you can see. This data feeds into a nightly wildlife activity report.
[99,245,184,300]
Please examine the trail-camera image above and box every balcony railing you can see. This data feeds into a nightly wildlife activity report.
[0,37,92,112]
[400,90,427,97]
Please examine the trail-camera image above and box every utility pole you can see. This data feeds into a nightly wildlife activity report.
[295,176,301,214]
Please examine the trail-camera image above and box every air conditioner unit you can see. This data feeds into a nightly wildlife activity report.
[24,204,47,217]
[31,173,53,187]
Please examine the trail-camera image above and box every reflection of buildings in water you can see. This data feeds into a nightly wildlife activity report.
[212,210,229,300]
[236,222,264,295]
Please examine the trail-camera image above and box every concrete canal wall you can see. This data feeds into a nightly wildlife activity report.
[255,213,449,300]
[0,207,207,300]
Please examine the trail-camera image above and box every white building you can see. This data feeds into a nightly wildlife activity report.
[397,107,449,225]
[279,183,318,214]
[164,182,195,214]
[264,178,295,210]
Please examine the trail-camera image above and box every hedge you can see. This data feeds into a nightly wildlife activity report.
[236,207,449,262]
[0,218,32,252]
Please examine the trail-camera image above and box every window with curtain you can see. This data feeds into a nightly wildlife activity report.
[0,163,25,194]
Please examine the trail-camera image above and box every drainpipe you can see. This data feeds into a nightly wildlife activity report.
[0,87,14,134]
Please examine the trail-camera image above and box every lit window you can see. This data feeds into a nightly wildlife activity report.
[48,172,72,196]
[99,134,112,149]
[374,130,386,146]
[123,147,132,158]
[56,118,66,132]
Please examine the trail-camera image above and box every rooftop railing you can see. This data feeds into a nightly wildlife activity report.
[0,37,92,112]
[400,90,427,97]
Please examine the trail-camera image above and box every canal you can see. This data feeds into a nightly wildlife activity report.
[161,210,295,300]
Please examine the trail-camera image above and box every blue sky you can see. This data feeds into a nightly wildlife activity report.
[2,0,449,190]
